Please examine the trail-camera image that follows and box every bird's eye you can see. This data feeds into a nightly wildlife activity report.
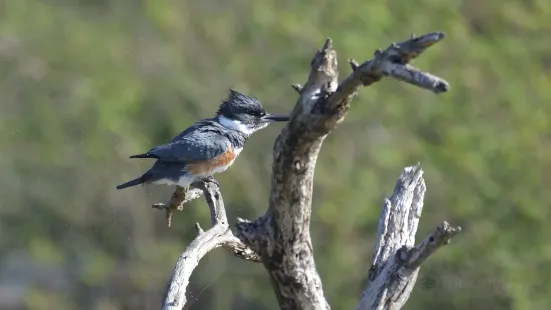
[251,110,264,117]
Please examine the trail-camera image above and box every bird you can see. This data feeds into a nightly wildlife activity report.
[116,89,289,190]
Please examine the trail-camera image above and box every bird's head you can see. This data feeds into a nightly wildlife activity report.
[215,89,289,135]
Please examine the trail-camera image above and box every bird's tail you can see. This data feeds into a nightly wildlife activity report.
[116,176,145,190]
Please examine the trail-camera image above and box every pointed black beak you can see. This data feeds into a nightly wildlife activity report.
[262,114,289,122]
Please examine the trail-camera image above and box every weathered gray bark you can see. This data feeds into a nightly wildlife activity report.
[154,32,461,310]
[357,165,461,310]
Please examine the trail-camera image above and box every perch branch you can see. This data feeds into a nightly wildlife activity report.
[235,32,451,310]
[356,165,461,310]
[161,179,260,310]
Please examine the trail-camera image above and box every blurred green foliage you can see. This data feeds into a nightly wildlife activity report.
[1,0,550,309]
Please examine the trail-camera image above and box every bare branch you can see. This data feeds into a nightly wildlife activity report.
[161,179,260,310]
[356,165,461,310]
[404,221,462,270]
[380,64,449,93]
[291,84,303,93]
[326,32,448,117]
[194,223,204,235]
[349,58,360,71]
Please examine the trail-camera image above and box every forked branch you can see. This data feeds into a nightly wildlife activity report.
[357,165,461,310]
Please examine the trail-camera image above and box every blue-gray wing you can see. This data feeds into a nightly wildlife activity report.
[140,129,229,163]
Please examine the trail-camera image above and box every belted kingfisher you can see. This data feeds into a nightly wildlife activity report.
[116,89,289,190]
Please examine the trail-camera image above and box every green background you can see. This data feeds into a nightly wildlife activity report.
[1,0,549,309]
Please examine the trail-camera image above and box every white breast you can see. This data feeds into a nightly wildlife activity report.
[233,146,243,156]
[153,174,196,187]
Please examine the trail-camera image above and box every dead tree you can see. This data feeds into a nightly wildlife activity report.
[153,32,461,310]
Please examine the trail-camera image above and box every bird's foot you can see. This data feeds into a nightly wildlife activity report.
[152,185,190,227]
[194,176,219,187]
